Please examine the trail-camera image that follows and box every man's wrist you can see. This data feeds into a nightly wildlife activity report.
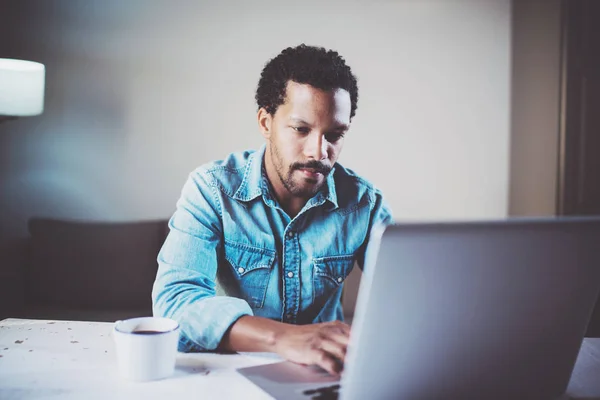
[220,315,293,353]
[269,320,292,353]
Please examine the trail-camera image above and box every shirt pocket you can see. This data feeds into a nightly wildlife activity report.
[312,254,355,310]
[224,241,276,309]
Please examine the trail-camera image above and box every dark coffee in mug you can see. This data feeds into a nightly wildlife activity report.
[132,330,163,335]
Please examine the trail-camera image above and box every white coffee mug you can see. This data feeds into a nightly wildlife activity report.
[113,316,180,381]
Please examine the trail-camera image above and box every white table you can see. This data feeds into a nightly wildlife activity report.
[1,318,599,400]
[0,318,281,400]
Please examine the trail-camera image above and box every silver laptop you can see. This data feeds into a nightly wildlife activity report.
[238,217,600,400]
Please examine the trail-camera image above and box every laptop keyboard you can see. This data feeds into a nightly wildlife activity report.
[302,384,341,399]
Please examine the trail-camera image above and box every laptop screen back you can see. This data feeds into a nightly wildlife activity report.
[342,218,600,400]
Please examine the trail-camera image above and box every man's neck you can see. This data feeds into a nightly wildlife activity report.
[280,197,307,219]
[268,175,308,219]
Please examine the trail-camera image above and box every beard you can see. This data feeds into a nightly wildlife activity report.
[269,143,332,199]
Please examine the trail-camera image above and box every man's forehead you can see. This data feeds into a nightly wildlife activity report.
[281,82,351,122]
[289,116,349,130]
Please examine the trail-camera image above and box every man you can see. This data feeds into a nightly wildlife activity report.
[152,44,392,375]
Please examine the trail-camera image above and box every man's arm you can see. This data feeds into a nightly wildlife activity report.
[220,315,350,375]
[356,188,393,272]
[152,169,254,351]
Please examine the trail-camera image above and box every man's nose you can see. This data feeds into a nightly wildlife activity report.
[305,133,327,160]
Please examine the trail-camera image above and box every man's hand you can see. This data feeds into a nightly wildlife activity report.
[274,320,350,376]
[219,316,351,376]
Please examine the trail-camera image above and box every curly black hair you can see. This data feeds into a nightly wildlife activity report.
[255,44,358,119]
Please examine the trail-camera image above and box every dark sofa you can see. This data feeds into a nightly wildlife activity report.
[14,218,169,322]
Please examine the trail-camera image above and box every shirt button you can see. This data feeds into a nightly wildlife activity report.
[238,267,245,274]
[337,277,343,283]
[287,272,294,278]
[287,231,295,239]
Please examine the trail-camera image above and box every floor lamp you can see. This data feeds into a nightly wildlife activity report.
[0,58,45,122]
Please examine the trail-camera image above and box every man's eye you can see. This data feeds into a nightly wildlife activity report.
[326,133,345,143]
[293,126,310,133]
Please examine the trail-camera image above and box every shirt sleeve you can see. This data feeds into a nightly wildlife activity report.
[152,169,253,352]
[356,188,394,273]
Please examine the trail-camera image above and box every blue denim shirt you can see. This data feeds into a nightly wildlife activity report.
[152,145,392,352]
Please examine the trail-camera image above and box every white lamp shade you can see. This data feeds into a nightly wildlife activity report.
[0,58,45,116]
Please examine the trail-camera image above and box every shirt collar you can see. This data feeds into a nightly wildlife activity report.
[321,167,339,210]
[232,145,265,202]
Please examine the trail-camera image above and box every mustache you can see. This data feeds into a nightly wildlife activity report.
[291,160,332,175]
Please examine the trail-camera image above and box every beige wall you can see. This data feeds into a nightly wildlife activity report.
[0,0,511,231]
[509,0,562,216]
[0,0,511,315]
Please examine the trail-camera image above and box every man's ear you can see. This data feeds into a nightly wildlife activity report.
[257,108,273,139]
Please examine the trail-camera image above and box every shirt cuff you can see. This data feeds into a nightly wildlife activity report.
[173,296,253,351]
